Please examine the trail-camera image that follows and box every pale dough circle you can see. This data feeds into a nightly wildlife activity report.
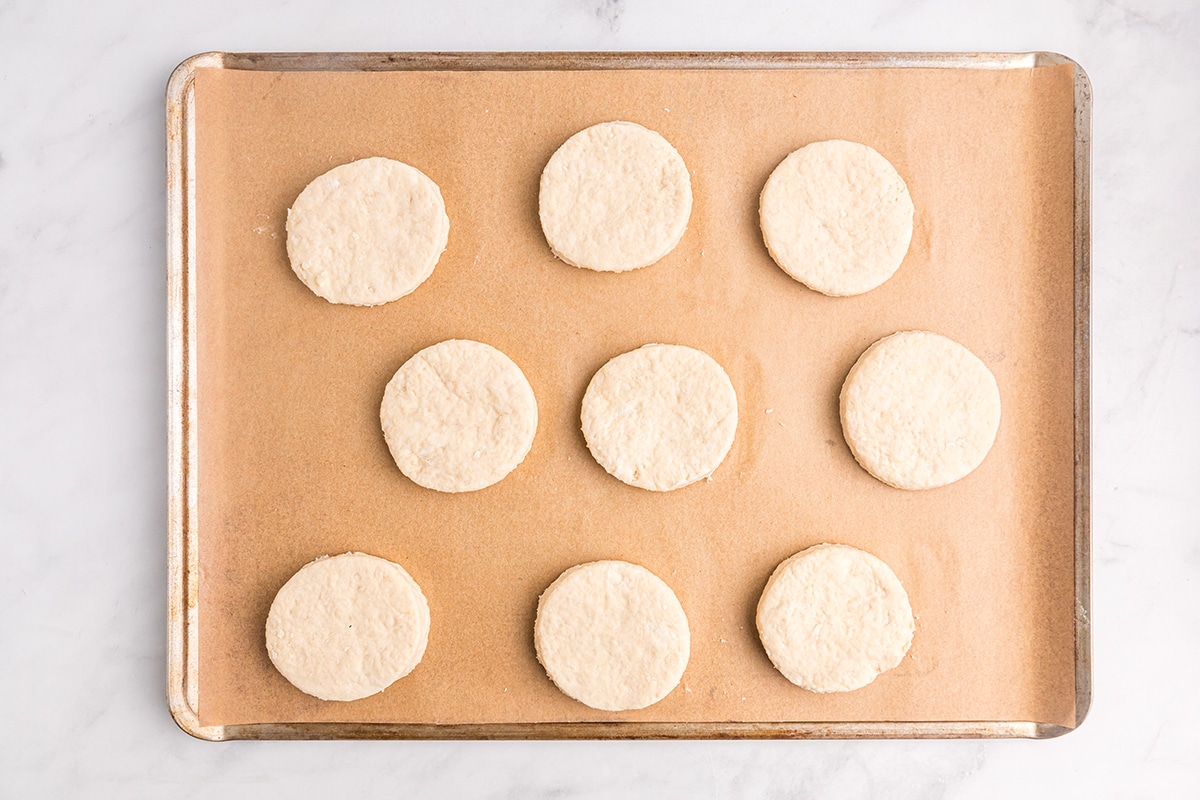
[534,560,690,711]
[840,330,1001,490]
[381,339,538,493]
[539,121,693,272]
[756,543,914,693]
[286,157,449,306]
[759,140,914,296]
[265,552,430,702]
[581,344,738,491]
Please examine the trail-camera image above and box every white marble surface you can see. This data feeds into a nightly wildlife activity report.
[1,0,1197,795]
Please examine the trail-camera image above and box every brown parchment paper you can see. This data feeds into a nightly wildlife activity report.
[193,64,1078,728]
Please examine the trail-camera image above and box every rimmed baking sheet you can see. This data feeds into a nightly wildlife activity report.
[167,51,1091,740]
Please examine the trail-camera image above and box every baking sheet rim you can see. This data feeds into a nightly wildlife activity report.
[165,50,1092,741]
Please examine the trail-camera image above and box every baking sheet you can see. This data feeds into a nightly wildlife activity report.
[168,53,1089,739]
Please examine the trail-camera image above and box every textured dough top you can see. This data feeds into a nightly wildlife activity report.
[581,344,738,491]
[534,560,690,711]
[381,339,538,493]
[756,544,914,694]
[840,330,1001,490]
[539,121,692,272]
[286,157,449,306]
[265,552,430,702]
[759,140,914,296]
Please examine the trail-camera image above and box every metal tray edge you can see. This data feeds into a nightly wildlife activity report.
[1069,55,1093,735]
[167,52,212,742]
[166,50,1092,742]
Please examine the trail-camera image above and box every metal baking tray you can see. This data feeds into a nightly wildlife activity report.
[167,51,1091,740]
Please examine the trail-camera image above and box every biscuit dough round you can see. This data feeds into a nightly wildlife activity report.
[840,330,1001,490]
[286,157,449,306]
[534,560,690,711]
[581,344,737,491]
[381,339,537,493]
[760,140,914,296]
[265,552,430,702]
[757,544,913,693]
[539,121,692,272]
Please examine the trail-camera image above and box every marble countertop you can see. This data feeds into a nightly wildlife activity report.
[2,0,1197,796]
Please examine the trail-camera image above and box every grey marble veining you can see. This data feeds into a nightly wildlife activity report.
[1,0,1198,796]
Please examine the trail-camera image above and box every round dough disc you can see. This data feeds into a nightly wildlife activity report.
[757,544,914,693]
[286,157,449,306]
[265,552,430,702]
[381,339,538,493]
[539,121,692,272]
[840,330,1001,490]
[535,560,690,711]
[581,344,738,491]
[759,140,914,296]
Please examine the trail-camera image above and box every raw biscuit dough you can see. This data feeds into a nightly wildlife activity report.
[265,552,430,702]
[840,330,1001,490]
[581,344,737,491]
[534,560,690,711]
[759,140,914,296]
[381,339,537,493]
[539,121,692,272]
[286,157,449,306]
[756,543,914,693]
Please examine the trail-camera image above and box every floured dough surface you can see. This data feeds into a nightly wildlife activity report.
[381,339,537,493]
[286,157,449,306]
[760,140,914,296]
[539,121,692,272]
[581,344,737,491]
[841,330,1001,490]
[535,560,690,711]
[265,552,430,702]
[757,544,913,693]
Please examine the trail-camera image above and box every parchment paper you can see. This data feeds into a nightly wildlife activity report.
[193,64,1077,728]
